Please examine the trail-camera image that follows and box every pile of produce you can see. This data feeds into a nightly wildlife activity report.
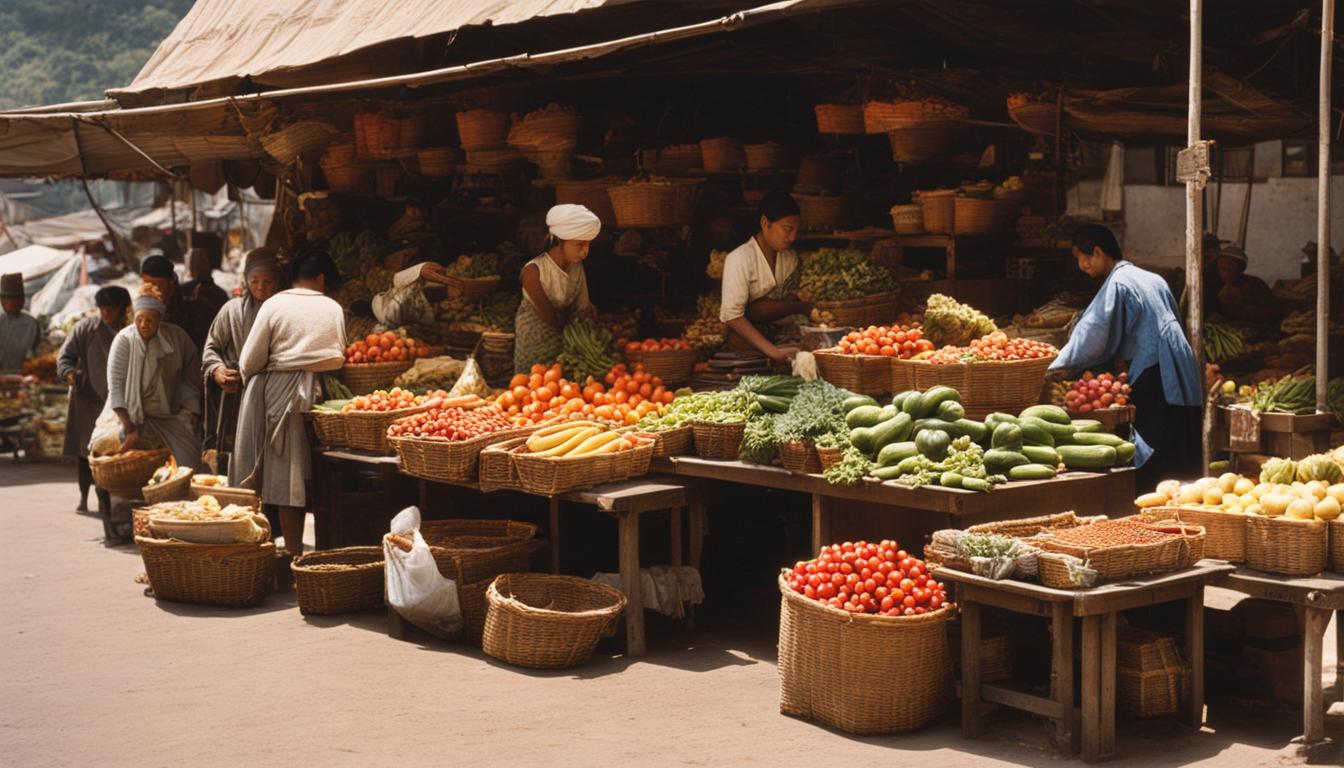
[706,249,728,279]
[1282,309,1344,337]
[145,458,191,487]
[524,421,645,458]
[823,447,873,486]
[774,380,851,446]
[808,308,838,327]
[1065,371,1131,413]
[1011,294,1085,330]
[394,357,465,392]
[684,316,725,350]
[1202,323,1245,363]
[796,248,899,302]
[1048,518,1187,548]
[20,354,57,382]
[150,495,256,522]
[1135,465,1342,523]
[922,332,1057,364]
[328,230,386,276]
[445,252,503,280]
[1251,373,1315,415]
[339,387,437,413]
[471,292,519,332]
[345,329,432,364]
[786,540,948,616]
[557,318,618,383]
[621,337,693,354]
[387,405,512,441]
[598,313,638,342]
[831,322,933,358]
[499,362,673,427]
[636,389,756,431]
[921,293,996,347]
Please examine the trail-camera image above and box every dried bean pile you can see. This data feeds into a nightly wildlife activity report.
[1049,519,1176,549]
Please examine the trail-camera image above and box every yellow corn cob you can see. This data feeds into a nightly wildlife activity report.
[567,431,622,457]
[531,420,600,440]
[533,427,600,457]
[527,425,588,452]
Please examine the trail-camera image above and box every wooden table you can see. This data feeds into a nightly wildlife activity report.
[657,457,1135,553]
[310,448,401,550]
[1215,568,1344,760]
[938,561,1236,763]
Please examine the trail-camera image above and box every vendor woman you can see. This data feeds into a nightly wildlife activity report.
[1051,224,1202,489]
[513,204,599,372]
[719,191,811,364]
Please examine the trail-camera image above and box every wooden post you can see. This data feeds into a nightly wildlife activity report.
[810,494,831,556]
[1051,601,1074,750]
[1081,614,1102,762]
[1184,589,1206,729]
[960,600,982,738]
[1100,611,1117,758]
[1301,607,1330,745]
[548,497,561,574]
[1315,0,1334,408]
[1186,0,1207,472]
[618,511,645,656]
[688,486,706,571]
[669,507,683,567]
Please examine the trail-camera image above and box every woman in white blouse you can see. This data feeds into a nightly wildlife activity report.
[719,191,813,363]
[513,204,600,372]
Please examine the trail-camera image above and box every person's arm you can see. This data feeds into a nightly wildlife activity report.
[520,264,563,331]
[238,305,272,379]
[726,316,794,363]
[201,308,240,390]
[56,321,84,387]
[1050,281,1126,375]
[105,335,139,451]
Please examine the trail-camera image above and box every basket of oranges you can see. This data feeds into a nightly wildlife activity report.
[621,338,697,385]
[815,323,934,396]
[495,362,677,429]
[341,330,436,395]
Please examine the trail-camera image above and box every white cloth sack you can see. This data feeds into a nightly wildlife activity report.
[383,506,463,639]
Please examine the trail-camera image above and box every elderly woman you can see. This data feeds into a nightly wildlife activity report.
[201,249,280,469]
[105,285,202,468]
[231,250,345,557]
[58,285,132,512]
[513,204,600,372]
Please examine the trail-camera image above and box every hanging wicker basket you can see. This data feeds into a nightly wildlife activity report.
[607,181,703,229]
[555,177,621,225]
[792,194,844,230]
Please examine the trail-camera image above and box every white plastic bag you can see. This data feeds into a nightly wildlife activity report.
[383,506,463,639]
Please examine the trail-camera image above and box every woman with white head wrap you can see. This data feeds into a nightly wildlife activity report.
[513,204,600,372]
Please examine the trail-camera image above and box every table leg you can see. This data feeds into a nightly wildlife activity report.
[1101,611,1117,758]
[1302,607,1331,746]
[689,495,705,571]
[811,494,831,556]
[418,478,429,513]
[669,507,683,567]
[1081,614,1102,763]
[316,455,334,550]
[1051,602,1074,751]
[945,243,956,281]
[1335,609,1342,702]
[960,600,982,739]
[387,604,409,640]
[548,497,561,574]
[618,511,645,656]
[1184,590,1206,729]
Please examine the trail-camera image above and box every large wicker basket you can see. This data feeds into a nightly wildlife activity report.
[625,347,697,385]
[916,189,956,234]
[1331,520,1344,573]
[416,147,461,177]
[813,291,902,328]
[1245,516,1327,576]
[909,356,1056,420]
[310,410,349,448]
[136,538,276,607]
[344,403,435,454]
[700,137,745,173]
[691,420,746,460]
[456,110,511,150]
[478,436,527,492]
[779,441,821,474]
[864,100,970,133]
[608,181,702,229]
[511,437,655,495]
[190,482,258,509]
[420,519,544,643]
[1118,627,1190,718]
[792,194,844,230]
[954,197,1002,235]
[648,425,694,458]
[778,572,953,734]
[142,468,194,504]
[1144,506,1246,563]
[339,361,414,396]
[814,349,890,396]
[814,104,864,134]
[890,204,924,235]
[744,142,789,172]
[91,449,172,496]
[292,547,385,615]
[555,177,621,225]
[390,425,534,484]
[1034,523,1205,584]
[483,574,628,669]
[888,124,957,163]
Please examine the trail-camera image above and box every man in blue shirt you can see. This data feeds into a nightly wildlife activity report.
[1050,225,1203,490]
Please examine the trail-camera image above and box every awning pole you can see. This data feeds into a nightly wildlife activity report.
[1187,0,1207,473]
[1316,0,1335,412]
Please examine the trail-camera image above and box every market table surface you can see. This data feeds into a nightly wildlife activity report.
[1215,568,1344,759]
[937,561,1236,764]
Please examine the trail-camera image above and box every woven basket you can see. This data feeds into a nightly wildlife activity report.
[1245,516,1327,576]
[136,538,275,607]
[259,121,341,164]
[780,441,822,474]
[792,194,843,230]
[422,523,545,644]
[954,197,1002,235]
[817,446,845,471]
[691,421,746,460]
[700,138,745,173]
[511,438,654,495]
[190,483,258,508]
[980,636,1013,683]
[864,100,971,133]
[390,425,535,484]
[339,361,415,396]
[91,449,172,496]
[478,437,527,492]
[744,142,789,172]
[814,104,864,134]
[814,349,890,396]
[909,357,1055,420]
[508,113,581,150]
[344,403,435,454]
[649,425,694,458]
[1146,506,1245,563]
[456,110,511,150]
[442,273,501,300]
[1118,628,1190,718]
[646,144,702,175]
[968,511,1094,537]
[608,181,702,229]
[1331,520,1344,573]
[916,190,956,234]
[532,149,573,180]
[625,347,696,385]
[292,547,385,615]
[310,410,350,448]
[888,123,957,163]
[142,468,194,504]
[1035,524,1204,582]
[778,572,953,734]
[890,204,924,234]
[322,161,373,193]
[555,177,621,225]
[813,291,902,329]
[417,147,462,177]
[1008,99,1059,136]
[483,574,628,669]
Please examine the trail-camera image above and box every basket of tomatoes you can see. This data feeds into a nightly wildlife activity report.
[779,540,954,735]
[1065,371,1134,429]
[340,330,436,395]
[388,400,535,483]
[909,332,1057,419]
[815,323,932,396]
[338,388,445,454]
[620,338,698,385]
[497,363,675,429]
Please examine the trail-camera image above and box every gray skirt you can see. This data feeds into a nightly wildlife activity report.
[230,370,319,508]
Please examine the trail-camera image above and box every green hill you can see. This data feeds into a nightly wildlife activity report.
[0,1,193,110]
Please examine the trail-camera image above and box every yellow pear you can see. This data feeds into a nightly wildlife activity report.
[1222,493,1241,509]
[1233,477,1255,496]
[1203,487,1225,506]
[1327,484,1344,505]
[1244,503,1262,516]
[1156,479,1182,498]
[1305,481,1328,500]
[1217,473,1239,493]
[1286,498,1317,520]
[1253,482,1272,498]
[1314,496,1341,521]
[1260,494,1289,516]
[1178,484,1203,504]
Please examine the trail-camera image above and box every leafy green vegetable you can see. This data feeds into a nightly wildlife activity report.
[958,533,1018,558]
[739,414,781,464]
[824,446,872,486]
[774,379,849,445]
[636,390,755,431]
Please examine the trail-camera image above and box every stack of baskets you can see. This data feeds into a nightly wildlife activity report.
[483,573,627,669]
[1117,628,1189,718]
[292,547,386,615]
[510,435,655,495]
[456,110,512,151]
[624,347,697,385]
[90,449,172,498]
[607,180,702,229]
[339,360,415,396]
[902,356,1057,420]
[420,519,545,644]
[700,138,746,173]
[777,571,954,734]
[555,177,621,225]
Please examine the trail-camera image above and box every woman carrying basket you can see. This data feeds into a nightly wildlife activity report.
[719,191,813,365]
[513,204,600,373]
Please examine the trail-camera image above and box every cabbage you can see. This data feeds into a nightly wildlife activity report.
[1296,453,1344,483]
[1260,457,1297,485]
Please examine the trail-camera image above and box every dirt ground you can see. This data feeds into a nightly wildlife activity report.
[2,459,1340,768]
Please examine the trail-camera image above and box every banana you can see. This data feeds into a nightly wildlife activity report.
[567,432,622,457]
[531,420,599,441]
[528,425,589,452]
[533,427,600,457]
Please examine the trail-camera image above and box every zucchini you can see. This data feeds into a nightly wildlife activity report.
[1058,444,1118,470]
[890,390,919,411]
[911,418,962,438]
[915,386,961,418]
[936,400,966,421]
[983,412,1020,433]
[869,412,913,453]
[984,448,1030,473]
[1016,420,1055,447]
[1070,419,1103,433]
[1021,415,1076,444]
[870,464,905,480]
[915,429,951,461]
[1115,441,1136,463]
[960,477,992,493]
[842,395,878,412]
[954,419,990,443]
[1009,463,1058,481]
[940,471,964,488]
[990,423,1024,452]
[1021,445,1061,465]
[1020,404,1071,425]
[845,405,887,429]
[875,441,919,467]
[758,395,792,414]
[1070,431,1126,448]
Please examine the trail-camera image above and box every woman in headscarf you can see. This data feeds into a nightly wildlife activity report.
[104,284,202,468]
[58,285,131,513]
[513,204,600,372]
[201,248,280,471]
[231,249,345,558]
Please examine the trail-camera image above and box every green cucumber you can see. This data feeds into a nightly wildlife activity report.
[1020,404,1071,425]
[1016,420,1055,447]
[1009,463,1058,480]
[1058,444,1117,470]
[915,429,951,461]
[936,400,966,421]
[915,386,960,418]
[1021,416,1076,444]
[1070,419,1103,433]
[842,395,878,413]
[1070,431,1126,448]
[940,471,964,488]
[1115,441,1136,463]
[983,412,1020,432]
[875,441,918,467]
[960,477,992,493]
[870,412,913,452]
[900,390,924,416]
[954,419,989,443]
[1021,445,1061,465]
[845,405,887,429]
[990,423,1024,452]
[984,448,1030,473]
[891,390,919,411]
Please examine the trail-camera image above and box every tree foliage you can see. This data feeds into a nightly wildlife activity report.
[0,1,192,109]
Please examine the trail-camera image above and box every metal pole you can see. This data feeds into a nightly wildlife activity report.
[1187,0,1207,472]
[1316,0,1334,412]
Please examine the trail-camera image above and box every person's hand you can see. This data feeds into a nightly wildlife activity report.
[212,366,242,393]
[769,345,799,365]
[118,427,140,454]
[65,372,77,388]
[418,263,453,285]
[1045,368,1070,383]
